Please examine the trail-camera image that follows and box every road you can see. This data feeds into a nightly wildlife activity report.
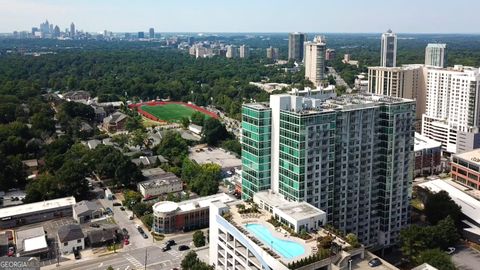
[327,67,352,93]
[43,233,197,270]
[98,198,152,250]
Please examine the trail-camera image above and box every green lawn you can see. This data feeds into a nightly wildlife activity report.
[141,103,209,122]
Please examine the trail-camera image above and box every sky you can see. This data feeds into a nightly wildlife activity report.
[0,0,478,34]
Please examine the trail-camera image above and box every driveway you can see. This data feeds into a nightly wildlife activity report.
[98,198,153,250]
[451,245,480,270]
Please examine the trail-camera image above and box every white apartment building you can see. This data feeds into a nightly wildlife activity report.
[239,45,249,58]
[226,45,238,58]
[425,43,447,68]
[422,65,480,154]
[304,36,326,87]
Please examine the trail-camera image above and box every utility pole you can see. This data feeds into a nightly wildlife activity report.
[144,248,148,270]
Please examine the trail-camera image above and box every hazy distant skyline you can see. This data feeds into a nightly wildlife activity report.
[1,0,479,34]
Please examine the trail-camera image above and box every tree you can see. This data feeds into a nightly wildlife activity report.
[180,117,190,129]
[132,202,149,217]
[193,230,206,247]
[157,131,189,166]
[400,216,459,260]
[415,249,455,270]
[202,118,228,146]
[424,190,462,225]
[111,134,129,148]
[345,233,360,248]
[221,139,241,156]
[106,266,114,270]
[191,111,206,126]
[181,251,199,270]
[123,190,142,209]
[130,129,149,149]
[141,214,153,230]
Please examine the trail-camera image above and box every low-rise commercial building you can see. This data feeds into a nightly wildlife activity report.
[152,193,235,234]
[73,200,103,223]
[102,111,127,133]
[414,133,442,177]
[57,224,85,254]
[15,226,49,257]
[0,197,76,229]
[253,190,326,233]
[137,172,183,198]
[451,149,480,190]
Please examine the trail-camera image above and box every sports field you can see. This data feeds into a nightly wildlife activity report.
[140,103,210,122]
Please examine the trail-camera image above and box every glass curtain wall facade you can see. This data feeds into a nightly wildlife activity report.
[241,105,272,200]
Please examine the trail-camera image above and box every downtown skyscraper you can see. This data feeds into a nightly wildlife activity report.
[288,32,306,61]
[380,29,397,67]
[241,91,415,247]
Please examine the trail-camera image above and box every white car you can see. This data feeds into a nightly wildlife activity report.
[446,247,455,255]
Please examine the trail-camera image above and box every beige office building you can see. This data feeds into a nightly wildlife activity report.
[304,36,326,87]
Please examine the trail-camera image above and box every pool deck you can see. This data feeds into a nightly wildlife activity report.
[229,202,317,264]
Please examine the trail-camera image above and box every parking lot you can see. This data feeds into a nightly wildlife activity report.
[452,244,480,270]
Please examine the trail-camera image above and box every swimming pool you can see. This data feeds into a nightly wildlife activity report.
[245,223,305,259]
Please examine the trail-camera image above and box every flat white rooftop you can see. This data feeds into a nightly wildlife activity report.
[414,132,442,152]
[419,180,480,224]
[153,193,235,214]
[0,196,76,219]
[454,148,480,167]
[254,191,326,221]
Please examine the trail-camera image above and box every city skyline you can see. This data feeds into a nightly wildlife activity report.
[1,0,480,34]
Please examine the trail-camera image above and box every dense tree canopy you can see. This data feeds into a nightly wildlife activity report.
[424,190,462,225]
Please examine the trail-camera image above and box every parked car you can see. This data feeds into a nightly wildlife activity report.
[142,232,148,239]
[368,258,382,267]
[120,206,125,211]
[446,247,456,255]
[105,207,113,215]
[89,223,100,228]
[7,247,15,257]
[129,215,134,220]
[162,246,171,252]
[74,249,81,260]
[178,245,189,251]
[122,228,129,235]
[124,239,129,245]
[113,202,122,206]
[166,240,176,246]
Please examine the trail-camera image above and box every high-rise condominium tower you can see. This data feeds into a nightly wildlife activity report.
[425,43,447,68]
[239,45,249,58]
[380,29,397,67]
[422,65,480,154]
[70,22,75,38]
[226,45,238,58]
[304,36,326,87]
[288,32,306,61]
[242,91,415,247]
[149,28,155,39]
[367,65,426,129]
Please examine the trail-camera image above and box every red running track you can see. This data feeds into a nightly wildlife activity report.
[128,101,218,122]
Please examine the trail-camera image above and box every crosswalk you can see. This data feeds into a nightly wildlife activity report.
[123,254,143,269]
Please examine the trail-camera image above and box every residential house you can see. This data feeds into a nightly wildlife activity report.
[102,112,128,133]
[57,224,85,254]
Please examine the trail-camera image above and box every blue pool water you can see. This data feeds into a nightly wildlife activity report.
[245,223,305,259]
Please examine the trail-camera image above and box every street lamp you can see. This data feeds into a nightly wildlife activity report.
[348,259,352,270]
